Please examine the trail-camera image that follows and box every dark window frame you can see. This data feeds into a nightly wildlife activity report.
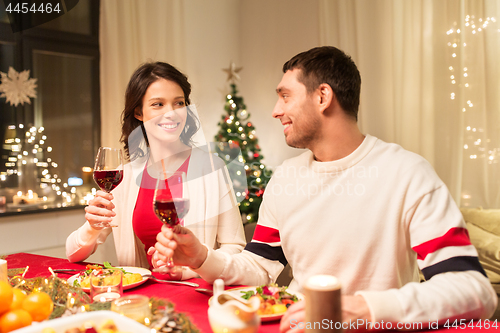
[0,0,100,217]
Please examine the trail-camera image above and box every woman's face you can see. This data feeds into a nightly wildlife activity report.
[135,78,188,144]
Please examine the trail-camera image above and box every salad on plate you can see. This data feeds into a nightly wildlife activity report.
[239,284,300,316]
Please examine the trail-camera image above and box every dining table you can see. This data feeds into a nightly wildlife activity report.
[4,252,280,333]
[3,253,498,333]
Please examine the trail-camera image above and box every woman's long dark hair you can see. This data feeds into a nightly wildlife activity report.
[120,62,200,160]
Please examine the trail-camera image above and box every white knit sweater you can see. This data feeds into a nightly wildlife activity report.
[194,134,497,324]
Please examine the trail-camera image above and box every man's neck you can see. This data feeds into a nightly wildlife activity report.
[310,121,365,162]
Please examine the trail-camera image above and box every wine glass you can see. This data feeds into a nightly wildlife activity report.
[153,170,190,266]
[93,147,124,227]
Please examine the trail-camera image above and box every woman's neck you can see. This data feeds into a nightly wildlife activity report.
[148,140,191,171]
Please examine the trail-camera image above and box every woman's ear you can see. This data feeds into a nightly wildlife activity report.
[134,107,143,121]
[318,83,334,113]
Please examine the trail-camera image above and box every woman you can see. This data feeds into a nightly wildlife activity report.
[66,62,246,280]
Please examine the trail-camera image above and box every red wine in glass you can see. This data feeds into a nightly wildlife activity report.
[93,170,124,192]
[92,147,124,228]
[153,171,189,267]
[154,198,190,227]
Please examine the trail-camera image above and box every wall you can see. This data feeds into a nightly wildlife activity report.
[0,209,118,264]
[182,0,241,149]
[238,0,321,167]
[183,0,322,168]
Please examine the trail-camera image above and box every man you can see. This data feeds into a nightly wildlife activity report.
[154,46,497,331]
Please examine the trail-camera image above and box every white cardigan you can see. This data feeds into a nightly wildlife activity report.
[66,147,246,278]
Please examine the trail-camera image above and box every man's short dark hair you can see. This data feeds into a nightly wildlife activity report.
[283,46,361,120]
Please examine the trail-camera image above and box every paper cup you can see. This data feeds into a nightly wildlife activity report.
[304,275,342,333]
[0,259,7,282]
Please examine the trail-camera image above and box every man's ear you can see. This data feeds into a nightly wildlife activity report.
[318,83,334,113]
[134,107,143,121]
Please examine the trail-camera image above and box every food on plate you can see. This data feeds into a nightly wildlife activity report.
[240,285,299,315]
[44,319,132,333]
[72,263,142,289]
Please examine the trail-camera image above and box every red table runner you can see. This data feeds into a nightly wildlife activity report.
[4,253,498,333]
[4,252,280,333]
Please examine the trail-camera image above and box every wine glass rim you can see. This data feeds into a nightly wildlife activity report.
[99,147,122,151]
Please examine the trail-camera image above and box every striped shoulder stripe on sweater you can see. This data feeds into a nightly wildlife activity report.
[244,224,288,266]
[412,227,486,280]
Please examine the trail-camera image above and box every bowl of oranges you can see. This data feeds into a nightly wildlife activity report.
[0,281,54,333]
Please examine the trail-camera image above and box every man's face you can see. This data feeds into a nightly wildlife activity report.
[272,69,321,149]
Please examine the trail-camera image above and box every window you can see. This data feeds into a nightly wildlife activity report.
[0,0,100,215]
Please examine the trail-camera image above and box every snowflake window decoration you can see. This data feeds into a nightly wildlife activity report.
[0,67,37,107]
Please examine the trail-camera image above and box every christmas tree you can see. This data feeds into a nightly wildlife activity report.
[214,63,272,224]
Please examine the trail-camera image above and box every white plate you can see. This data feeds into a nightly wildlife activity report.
[221,286,304,322]
[13,310,150,333]
[67,266,151,292]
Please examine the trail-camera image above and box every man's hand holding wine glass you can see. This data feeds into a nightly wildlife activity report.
[154,224,208,270]
[153,170,189,267]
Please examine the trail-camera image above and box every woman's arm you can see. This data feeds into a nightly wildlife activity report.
[66,221,112,262]
[65,191,115,262]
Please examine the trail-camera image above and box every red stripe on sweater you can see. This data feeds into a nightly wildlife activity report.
[412,227,471,261]
[252,224,281,243]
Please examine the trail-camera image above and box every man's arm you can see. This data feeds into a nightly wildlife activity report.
[154,224,284,286]
[357,185,497,325]
[155,178,286,285]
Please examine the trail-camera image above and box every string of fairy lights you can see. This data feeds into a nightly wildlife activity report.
[2,124,77,204]
[446,15,499,165]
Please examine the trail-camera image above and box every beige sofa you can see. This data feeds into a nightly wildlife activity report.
[461,207,500,319]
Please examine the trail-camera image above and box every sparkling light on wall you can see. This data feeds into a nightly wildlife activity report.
[447,15,499,165]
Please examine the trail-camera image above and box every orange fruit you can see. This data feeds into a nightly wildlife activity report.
[0,282,13,315]
[9,289,26,310]
[0,309,32,333]
[21,292,53,322]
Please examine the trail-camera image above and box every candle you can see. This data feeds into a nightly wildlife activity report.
[111,295,151,324]
[82,166,93,184]
[13,190,39,205]
[304,275,342,333]
[0,259,7,282]
[90,269,123,303]
[93,292,122,302]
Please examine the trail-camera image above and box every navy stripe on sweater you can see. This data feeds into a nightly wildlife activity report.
[421,256,487,281]
[244,242,288,267]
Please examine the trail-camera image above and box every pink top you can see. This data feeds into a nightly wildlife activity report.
[132,157,190,268]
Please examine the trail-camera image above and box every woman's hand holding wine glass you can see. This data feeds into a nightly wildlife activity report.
[86,147,124,229]
[84,191,116,230]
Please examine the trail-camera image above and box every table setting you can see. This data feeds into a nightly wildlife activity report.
[1,252,289,333]
[2,253,498,333]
